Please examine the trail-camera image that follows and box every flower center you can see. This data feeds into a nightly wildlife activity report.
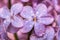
[33,15,37,22]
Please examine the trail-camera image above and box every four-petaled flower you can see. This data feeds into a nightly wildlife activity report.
[19,3,54,37]
[0,2,24,33]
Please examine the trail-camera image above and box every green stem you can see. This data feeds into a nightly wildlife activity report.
[14,33,19,40]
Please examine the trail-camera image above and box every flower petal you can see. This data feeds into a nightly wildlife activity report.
[30,33,44,40]
[20,20,34,33]
[38,15,54,25]
[34,22,45,37]
[11,16,24,28]
[1,32,10,40]
[56,29,60,40]
[36,3,48,18]
[56,15,60,27]
[20,0,29,2]
[0,7,10,19]
[11,2,23,15]
[0,25,4,33]
[20,6,34,20]
[3,18,11,29]
[44,27,55,40]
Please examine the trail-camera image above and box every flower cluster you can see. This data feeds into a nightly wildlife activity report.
[0,0,60,40]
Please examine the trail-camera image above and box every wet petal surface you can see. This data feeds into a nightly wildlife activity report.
[34,22,45,37]
[36,3,48,18]
[11,16,24,28]
[30,34,44,40]
[56,15,60,27]
[38,15,54,25]
[20,0,29,2]
[0,7,10,19]
[20,20,34,33]
[11,2,23,15]
[20,6,34,20]
[44,27,55,40]
[56,29,60,40]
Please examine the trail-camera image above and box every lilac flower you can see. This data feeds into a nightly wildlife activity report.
[0,2,24,33]
[0,0,57,40]
[19,3,54,37]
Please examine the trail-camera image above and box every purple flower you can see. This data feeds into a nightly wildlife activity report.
[19,3,54,37]
[0,2,24,33]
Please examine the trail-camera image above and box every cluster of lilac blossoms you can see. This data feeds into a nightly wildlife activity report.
[0,0,60,40]
[0,2,54,40]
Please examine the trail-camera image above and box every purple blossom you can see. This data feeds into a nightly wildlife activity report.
[0,0,59,40]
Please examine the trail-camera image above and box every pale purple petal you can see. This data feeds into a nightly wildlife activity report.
[56,29,60,40]
[30,34,44,40]
[20,0,29,2]
[3,18,11,29]
[38,15,54,25]
[52,0,58,5]
[44,27,55,40]
[1,32,10,40]
[34,22,45,37]
[11,16,24,28]
[35,3,48,18]
[0,25,4,33]
[11,2,23,15]
[20,20,34,33]
[56,15,60,27]
[20,6,34,20]
[0,7,10,19]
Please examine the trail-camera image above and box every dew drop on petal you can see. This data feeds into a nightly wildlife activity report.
[34,22,45,37]
[11,2,23,15]
[11,16,23,28]
[20,20,34,33]
[20,6,34,20]
[36,3,48,17]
